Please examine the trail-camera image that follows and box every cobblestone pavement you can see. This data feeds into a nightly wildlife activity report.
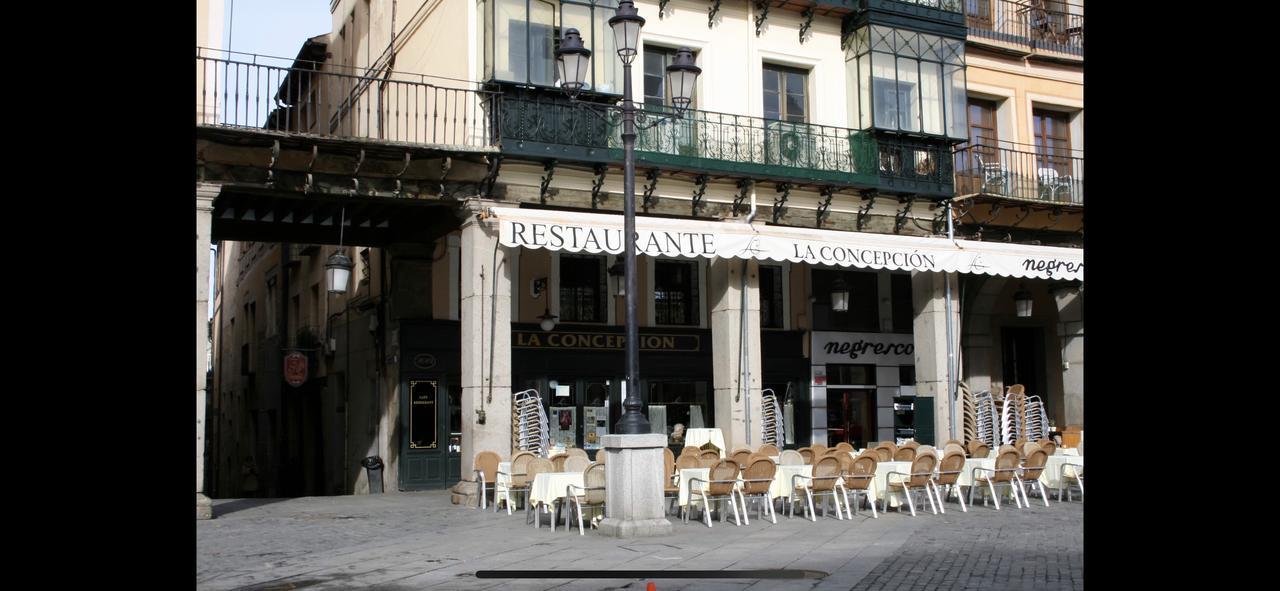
[197,489,1082,591]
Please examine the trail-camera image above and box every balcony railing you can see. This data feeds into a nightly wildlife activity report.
[875,135,955,197]
[499,97,880,187]
[953,140,1083,205]
[964,0,1083,56]
[196,48,499,150]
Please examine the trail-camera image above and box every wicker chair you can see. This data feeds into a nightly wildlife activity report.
[565,462,607,535]
[810,443,829,459]
[875,442,898,461]
[681,446,701,458]
[662,449,681,513]
[834,442,855,453]
[1021,441,1041,458]
[699,449,722,467]
[564,455,591,473]
[790,456,846,521]
[887,453,940,517]
[943,443,966,458]
[894,446,918,462]
[595,450,608,464]
[943,439,963,449]
[523,457,556,525]
[998,444,1023,462]
[1018,448,1051,507]
[843,453,879,518]
[738,458,779,524]
[1013,438,1029,452]
[1058,463,1084,502]
[797,447,815,464]
[471,451,501,509]
[970,448,1023,510]
[550,453,570,471]
[916,446,937,460]
[933,451,968,513]
[688,459,744,527]
[731,449,754,469]
[497,451,536,514]
[676,453,701,472]
[1036,439,1058,456]
[901,440,920,450]
[778,449,804,465]
[758,443,781,456]
[968,440,989,458]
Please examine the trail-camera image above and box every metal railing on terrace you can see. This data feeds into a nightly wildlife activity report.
[964,0,1083,56]
[953,139,1083,204]
[500,97,881,187]
[195,48,499,150]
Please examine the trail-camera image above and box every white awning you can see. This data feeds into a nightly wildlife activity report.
[492,207,1082,281]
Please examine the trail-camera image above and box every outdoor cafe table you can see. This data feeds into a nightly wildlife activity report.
[874,461,914,508]
[677,467,712,507]
[1054,448,1080,456]
[1040,455,1083,490]
[529,471,584,529]
[684,428,726,457]
[771,464,812,502]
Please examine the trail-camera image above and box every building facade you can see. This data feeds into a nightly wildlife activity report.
[196,0,1082,503]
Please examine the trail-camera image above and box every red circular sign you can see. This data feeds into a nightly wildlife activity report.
[284,351,308,387]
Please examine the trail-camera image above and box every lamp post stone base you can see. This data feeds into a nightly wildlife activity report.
[196,493,213,520]
[597,434,673,538]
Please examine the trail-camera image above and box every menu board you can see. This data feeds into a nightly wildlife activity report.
[550,406,577,449]
[583,406,608,450]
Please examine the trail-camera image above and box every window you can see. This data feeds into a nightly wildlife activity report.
[846,25,967,139]
[827,364,875,386]
[763,64,807,123]
[1033,108,1071,175]
[760,265,785,329]
[899,365,916,387]
[643,46,697,110]
[642,46,698,153]
[890,273,914,334]
[487,0,620,93]
[811,269,879,332]
[654,260,699,326]
[559,254,606,322]
[648,380,711,438]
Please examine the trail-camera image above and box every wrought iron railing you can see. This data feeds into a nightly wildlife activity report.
[964,0,1083,56]
[499,97,880,186]
[875,135,955,196]
[873,0,964,13]
[196,48,499,150]
[953,140,1083,204]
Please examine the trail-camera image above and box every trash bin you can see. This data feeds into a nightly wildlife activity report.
[361,456,385,494]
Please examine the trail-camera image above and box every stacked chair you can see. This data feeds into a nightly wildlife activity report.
[760,389,785,449]
[1000,389,1025,445]
[1024,396,1050,442]
[512,389,549,456]
[973,390,998,449]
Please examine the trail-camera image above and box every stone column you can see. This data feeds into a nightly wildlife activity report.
[961,276,1008,397]
[911,271,960,444]
[708,258,762,450]
[455,201,512,500]
[196,183,218,519]
[1052,286,1084,426]
[598,434,673,537]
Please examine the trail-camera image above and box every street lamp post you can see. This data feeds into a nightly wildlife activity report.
[556,0,700,435]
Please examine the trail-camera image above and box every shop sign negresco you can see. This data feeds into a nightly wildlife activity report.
[811,331,915,365]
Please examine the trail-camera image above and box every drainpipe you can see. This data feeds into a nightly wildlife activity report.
[945,202,957,442]
[738,190,757,444]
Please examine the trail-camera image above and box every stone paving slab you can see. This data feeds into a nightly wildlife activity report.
[198,490,1082,590]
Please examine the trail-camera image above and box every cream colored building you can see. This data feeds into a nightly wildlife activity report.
[197,0,1083,506]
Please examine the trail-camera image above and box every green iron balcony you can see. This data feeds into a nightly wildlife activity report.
[963,0,1083,57]
[499,96,881,189]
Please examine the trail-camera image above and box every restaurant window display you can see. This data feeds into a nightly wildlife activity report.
[559,254,607,323]
[654,260,700,326]
[647,380,711,444]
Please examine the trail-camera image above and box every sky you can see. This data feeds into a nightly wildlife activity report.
[222,0,333,61]
[208,2,334,320]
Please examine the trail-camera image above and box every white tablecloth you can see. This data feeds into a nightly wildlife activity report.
[1054,448,1080,456]
[957,457,996,488]
[677,468,711,507]
[684,428,726,457]
[874,461,914,507]
[772,464,812,501]
[1040,455,1083,489]
[529,471,585,506]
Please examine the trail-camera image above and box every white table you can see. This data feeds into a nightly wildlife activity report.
[772,464,812,502]
[874,461,913,508]
[677,468,711,507]
[684,428,726,457]
[1040,455,1083,490]
[957,457,996,488]
[529,471,585,529]
[1054,448,1080,457]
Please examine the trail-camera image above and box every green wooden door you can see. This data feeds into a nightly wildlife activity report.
[400,376,452,490]
[914,396,935,446]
